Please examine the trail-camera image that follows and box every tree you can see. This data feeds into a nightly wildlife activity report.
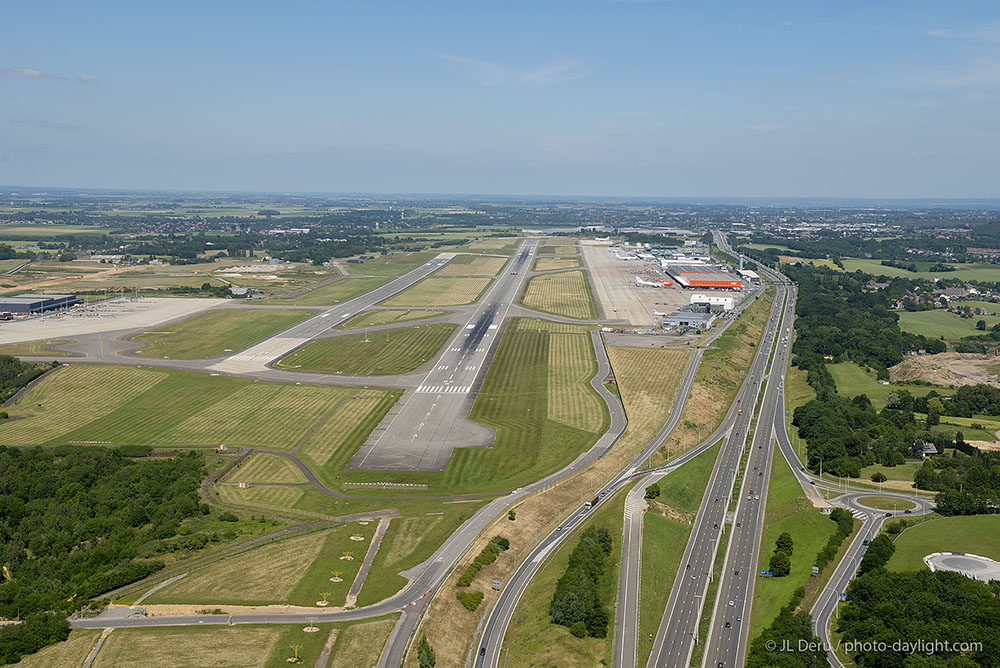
[926,407,940,426]
[644,482,661,500]
[871,471,887,483]
[769,551,791,577]
[976,319,987,331]
[417,635,436,668]
[775,532,794,556]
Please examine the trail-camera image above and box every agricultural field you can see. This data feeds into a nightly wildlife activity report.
[147,521,379,607]
[886,515,1000,572]
[0,365,395,450]
[897,309,1000,339]
[340,308,449,329]
[503,489,627,668]
[433,254,507,276]
[276,323,456,375]
[224,453,306,484]
[949,299,1000,314]
[533,256,582,271]
[521,270,597,319]
[778,255,840,270]
[133,308,316,358]
[841,258,1000,282]
[827,361,954,409]
[380,276,491,307]
[0,223,107,236]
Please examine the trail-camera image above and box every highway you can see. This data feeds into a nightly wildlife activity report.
[348,240,537,470]
[644,278,787,668]
[479,278,772,668]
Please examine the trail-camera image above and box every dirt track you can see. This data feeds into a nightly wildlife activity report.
[890,352,1000,388]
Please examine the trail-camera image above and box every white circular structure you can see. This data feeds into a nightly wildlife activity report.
[924,552,1000,582]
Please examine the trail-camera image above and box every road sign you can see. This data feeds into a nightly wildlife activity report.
[839,593,847,601]
[811,566,819,574]
[760,570,772,576]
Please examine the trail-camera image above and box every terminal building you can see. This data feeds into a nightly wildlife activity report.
[690,294,735,311]
[663,263,743,289]
[0,293,82,315]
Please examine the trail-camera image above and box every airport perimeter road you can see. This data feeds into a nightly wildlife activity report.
[700,283,795,668]
[645,283,787,668]
[348,240,537,471]
[205,253,456,375]
[73,319,630,668]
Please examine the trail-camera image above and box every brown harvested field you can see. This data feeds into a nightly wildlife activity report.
[329,618,397,668]
[92,626,281,668]
[890,352,1000,388]
[538,244,579,256]
[14,629,101,668]
[534,256,582,271]
[406,343,693,668]
[465,238,522,252]
[521,270,597,319]
[146,529,328,605]
[654,287,773,464]
[434,255,507,276]
[381,276,491,307]
[223,453,306,484]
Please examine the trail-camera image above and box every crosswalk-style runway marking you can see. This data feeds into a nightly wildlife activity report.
[416,385,471,394]
[227,353,279,362]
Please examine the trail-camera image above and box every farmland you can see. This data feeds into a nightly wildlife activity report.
[897,309,1000,339]
[0,365,395,450]
[340,308,449,329]
[276,323,457,375]
[521,270,597,319]
[133,308,316,358]
[841,258,1000,282]
[381,276,491,307]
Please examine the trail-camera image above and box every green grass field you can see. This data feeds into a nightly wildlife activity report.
[261,276,389,306]
[224,453,306,484]
[841,259,1000,282]
[750,447,839,640]
[0,365,395,450]
[856,495,916,511]
[887,515,1000,572]
[276,323,456,375]
[537,243,579,256]
[827,361,954,409]
[949,299,1000,314]
[381,276,492,307]
[12,629,101,668]
[0,223,107,236]
[340,308,449,329]
[0,339,70,356]
[133,308,316,358]
[521,270,597,319]
[898,309,1000,339]
[859,461,923,483]
[434,254,507,276]
[534,256,582,271]
[503,488,627,668]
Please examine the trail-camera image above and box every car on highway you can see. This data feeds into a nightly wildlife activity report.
[724,621,731,628]
[728,600,735,606]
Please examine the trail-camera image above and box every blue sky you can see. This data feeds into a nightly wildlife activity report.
[1,0,998,197]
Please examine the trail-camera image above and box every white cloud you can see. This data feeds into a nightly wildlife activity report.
[429,51,586,87]
[78,74,99,84]
[11,116,82,130]
[0,67,65,80]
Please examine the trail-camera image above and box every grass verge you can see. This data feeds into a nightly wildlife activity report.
[133,308,316,358]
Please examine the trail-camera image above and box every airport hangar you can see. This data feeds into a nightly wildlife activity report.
[0,293,82,315]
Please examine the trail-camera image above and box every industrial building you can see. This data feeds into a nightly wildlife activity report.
[661,303,717,330]
[0,293,82,315]
[663,263,743,289]
[690,294,734,311]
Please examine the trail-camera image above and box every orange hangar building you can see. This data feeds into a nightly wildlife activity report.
[663,264,743,289]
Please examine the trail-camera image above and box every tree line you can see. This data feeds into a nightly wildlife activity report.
[548,526,613,638]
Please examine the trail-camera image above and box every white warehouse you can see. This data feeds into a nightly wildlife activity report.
[690,294,734,311]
